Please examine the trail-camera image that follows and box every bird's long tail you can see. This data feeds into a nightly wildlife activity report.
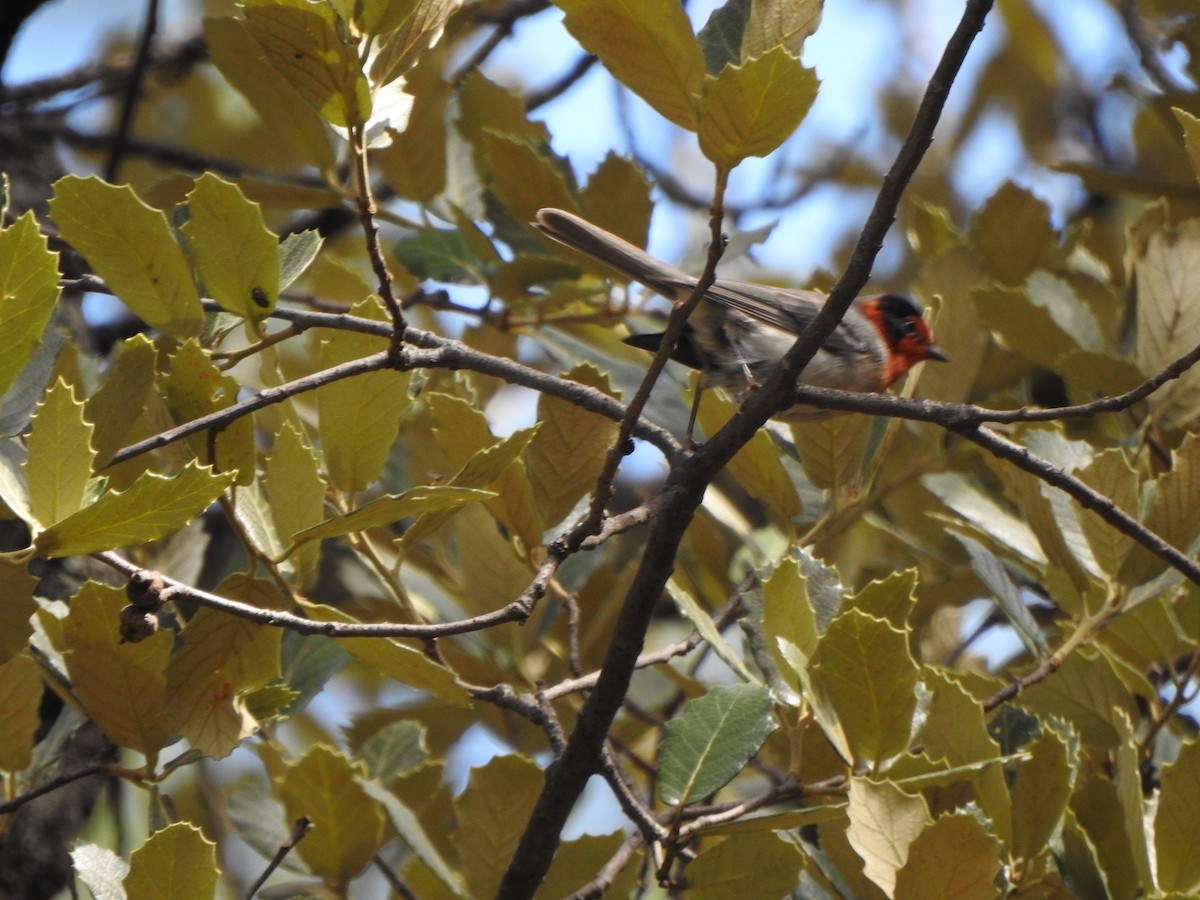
[533,208,694,300]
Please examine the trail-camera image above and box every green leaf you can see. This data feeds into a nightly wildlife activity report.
[667,579,759,685]
[242,0,371,128]
[845,777,931,897]
[204,16,335,169]
[35,462,235,558]
[357,719,426,782]
[790,406,873,494]
[555,0,705,131]
[24,378,95,529]
[393,227,487,283]
[182,173,280,319]
[809,609,919,769]
[278,745,386,886]
[698,0,751,74]
[1155,738,1200,892]
[893,812,1001,900]
[63,582,174,756]
[49,175,203,339]
[659,683,776,806]
[289,485,493,546]
[124,823,219,900]
[0,211,60,400]
[278,230,323,291]
[698,46,819,167]
[0,652,42,772]
[952,532,1047,658]
[685,832,803,899]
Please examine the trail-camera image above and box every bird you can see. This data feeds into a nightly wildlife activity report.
[533,208,948,441]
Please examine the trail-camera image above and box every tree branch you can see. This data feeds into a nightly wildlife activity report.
[495,4,996,896]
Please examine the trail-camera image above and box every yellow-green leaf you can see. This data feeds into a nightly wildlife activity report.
[968,181,1058,285]
[686,832,803,899]
[49,175,202,339]
[1010,730,1073,862]
[317,301,411,493]
[158,340,256,485]
[0,652,42,772]
[698,46,818,167]
[555,0,705,131]
[368,0,462,86]
[165,590,282,760]
[124,823,219,900]
[24,378,95,529]
[1016,650,1138,748]
[376,55,451,201]
[0,211,60,400]
[86,335,157,469]
[1134,216,1200,430]
[182,173,280,319]
[204,15,335,169]
[481,132,578,229]
[1155,738,1200,893]
[700,393,802,525]
[743,0,822,60]
[790,407,873,495]
[579,152,653,252]
[305,604,469,708]
[1175,107,1200,185]
[265,423,325,583]
[63,582,174,756]
[242,0,371,128]
[290,485,493,546]
[277,745,386,886]
[450,755,543,899]
[0,566,37,664]
[809,609,919,768]
[893,812,1001,900]
[524,363,619,528]
[846,777,932,897]
[35,462,235,558]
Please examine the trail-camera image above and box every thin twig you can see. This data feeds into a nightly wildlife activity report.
[0,763,112,816]
[104,0,160,182]
[562,834,644,900]
[97,554,537,639]
[242,816,313,900]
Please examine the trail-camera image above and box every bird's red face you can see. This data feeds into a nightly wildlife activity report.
[860,294,948,387]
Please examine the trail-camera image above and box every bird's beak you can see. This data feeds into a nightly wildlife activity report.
[926,344,950,362]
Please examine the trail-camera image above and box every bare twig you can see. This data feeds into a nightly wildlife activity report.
[0,763,112,816]
[97,555,538,638]
[243,816,313,900]
[104,0,160,182]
